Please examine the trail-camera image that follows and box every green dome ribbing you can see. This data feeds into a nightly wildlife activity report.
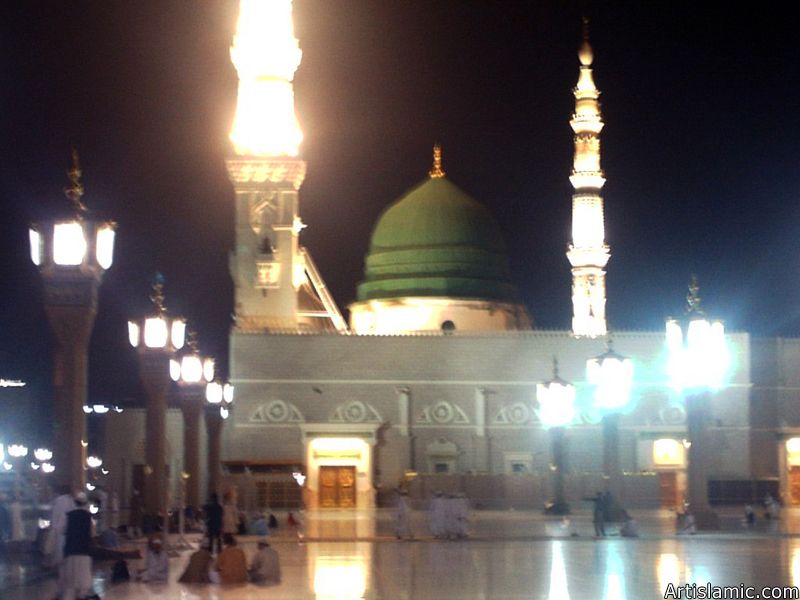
[356,177,519,302]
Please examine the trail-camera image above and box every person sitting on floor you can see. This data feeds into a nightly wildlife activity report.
[178,538,212,584]
[249,538,281,585]
[214,534,248,584]
[140,537,169,582]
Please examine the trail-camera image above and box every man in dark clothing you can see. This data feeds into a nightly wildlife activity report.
[63,492,94,599]
[203,493,223,554]
[587,491,606,537]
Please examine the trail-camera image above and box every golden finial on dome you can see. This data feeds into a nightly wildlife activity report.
[429,143,446,179]
[578,16,594,66]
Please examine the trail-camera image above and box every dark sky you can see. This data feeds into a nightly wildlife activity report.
[1,1,799,417]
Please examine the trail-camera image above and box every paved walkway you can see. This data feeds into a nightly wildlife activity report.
[3,507,800,599]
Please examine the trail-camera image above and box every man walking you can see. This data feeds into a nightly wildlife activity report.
[203,493,223,554]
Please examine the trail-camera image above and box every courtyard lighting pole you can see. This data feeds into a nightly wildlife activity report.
[205,380,234,499]
[128,275,186,519]
[170,331,215,510]
[30,151,116,491]
[537,358,576,515]
[7,444,28,496]
[666,277,727,530]
[587,339,634,500]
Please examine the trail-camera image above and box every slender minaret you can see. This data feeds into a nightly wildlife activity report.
[226,0,345,332]
[566,20,609,338]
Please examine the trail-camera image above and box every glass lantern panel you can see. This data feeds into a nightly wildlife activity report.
[220,406,229,420]
[592,357,634,411]
[181,355,203,383]
[53,222,87,265]
[127,322,140,347]
[96,226,115,270]
[144,317,169,348]
[203,358,215,383]
[171,320,186,350]
[536,381,576,428]
[206,381,222,404]
[29,229,42,266]
[223,383,234,404]
[170,359,181,382]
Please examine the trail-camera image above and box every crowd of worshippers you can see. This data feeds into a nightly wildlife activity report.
[132,533,280,586]
[392,489,470,540]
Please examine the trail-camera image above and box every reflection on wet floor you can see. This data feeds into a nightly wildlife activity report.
[5,509,800,598]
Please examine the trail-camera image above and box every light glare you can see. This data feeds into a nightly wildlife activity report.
[29,229,42,265]
[96,226,115,269]
[53,222,87,265]
[144,317,168,348]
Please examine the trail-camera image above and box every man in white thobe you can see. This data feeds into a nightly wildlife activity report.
[394,490,412,539]
[249,538,281,584]
[49,486,75,575]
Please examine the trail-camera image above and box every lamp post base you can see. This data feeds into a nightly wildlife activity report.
[544,500,571,516]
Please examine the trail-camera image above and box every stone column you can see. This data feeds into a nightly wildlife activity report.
[43,278,100,492]
[686,391,719,529]
[547,426,570,515]
[137,350,171,516]
[205,407,224,499]
[602,413,621,494]
[178,391,203,508]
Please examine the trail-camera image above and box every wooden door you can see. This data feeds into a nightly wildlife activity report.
[789,467,800,505]
[659,471,678,509]
[319,466,356,508]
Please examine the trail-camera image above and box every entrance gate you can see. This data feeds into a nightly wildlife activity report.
[319,466,356,508]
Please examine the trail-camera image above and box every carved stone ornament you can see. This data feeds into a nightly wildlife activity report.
[330,400,382,424]
[250,400,305,424]
[417,401,469,425]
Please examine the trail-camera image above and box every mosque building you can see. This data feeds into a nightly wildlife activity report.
[104,1,800,513]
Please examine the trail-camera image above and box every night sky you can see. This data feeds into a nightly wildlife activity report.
[1,1,799,429]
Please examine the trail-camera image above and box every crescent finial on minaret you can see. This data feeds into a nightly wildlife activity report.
[579,16,594,66]
[429,143,446,178]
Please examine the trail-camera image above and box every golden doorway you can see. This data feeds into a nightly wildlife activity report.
[319,466,356,508]
[789,467,800,505]
[659,471,678,509]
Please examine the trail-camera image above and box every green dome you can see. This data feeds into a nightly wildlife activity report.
[356,176,520,302]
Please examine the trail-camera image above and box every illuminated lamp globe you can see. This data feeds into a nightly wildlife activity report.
[8,444,28,459]
[536,365,576,429]
[128,275,186,351]
[86,456,103,469]
[34,448,53,462]
[586,342,634,413]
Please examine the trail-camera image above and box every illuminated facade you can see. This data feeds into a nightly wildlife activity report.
[102,5,800,514]
[566,29,610,338]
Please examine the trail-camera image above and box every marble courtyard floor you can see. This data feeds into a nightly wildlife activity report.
[4,508,800,599]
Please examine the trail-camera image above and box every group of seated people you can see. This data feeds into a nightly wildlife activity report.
[138,533,280,585]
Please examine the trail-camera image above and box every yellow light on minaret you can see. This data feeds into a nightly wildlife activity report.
[567,18,609,338]
[229,0,303,157]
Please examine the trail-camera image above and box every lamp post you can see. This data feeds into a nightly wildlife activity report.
[666,277,728,530]
[30,151,116,491]
[128,275,186,517]
[170,331,215,510]
[587,338,634,501]
[205,379,234,499]
[537,358,576,515]
[7,444,28,496]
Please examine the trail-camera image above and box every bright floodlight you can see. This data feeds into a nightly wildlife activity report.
[86,456,103,469]
[8,444,28,458]
[666,316,728,391]
[42,463,55,474]
[587,343,634,412]
[33,448,53,462]
[536,362,576,428]
[53,222,87,265]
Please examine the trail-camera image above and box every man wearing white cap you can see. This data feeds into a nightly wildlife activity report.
[249,538,281,585]
[61,491,94,600]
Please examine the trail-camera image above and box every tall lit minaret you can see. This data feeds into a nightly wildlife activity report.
[566,21,609,338]
[227,0,305,332]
